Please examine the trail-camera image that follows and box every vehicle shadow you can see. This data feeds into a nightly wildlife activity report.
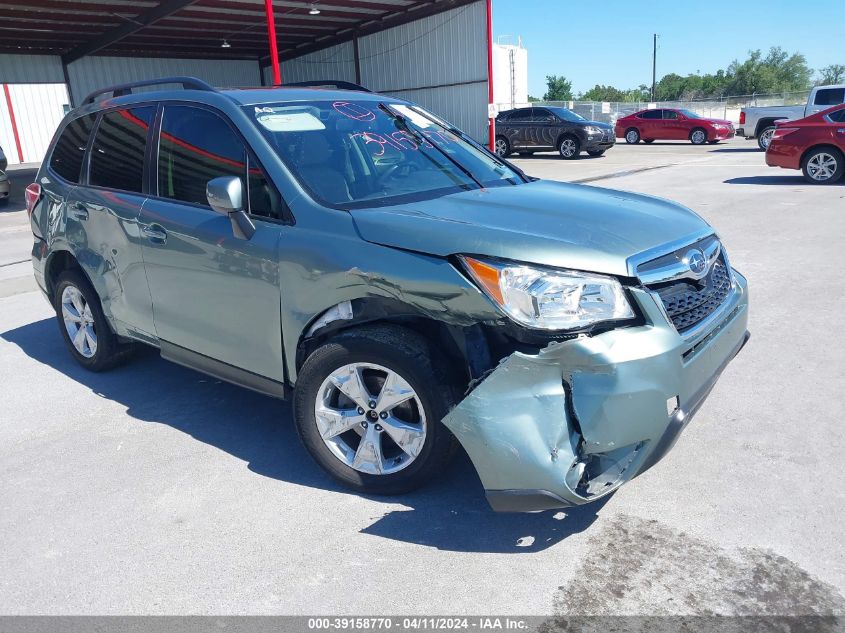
[1,317,608,553]
[709,147,761,153]
[724,175,842,186]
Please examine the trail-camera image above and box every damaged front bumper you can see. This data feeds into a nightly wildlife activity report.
[443,270,749,512]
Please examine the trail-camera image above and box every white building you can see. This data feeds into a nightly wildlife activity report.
[492,38,528,112]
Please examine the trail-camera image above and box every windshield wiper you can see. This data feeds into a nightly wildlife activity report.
[378,103,485,190]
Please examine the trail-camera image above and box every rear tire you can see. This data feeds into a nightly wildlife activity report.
[625,128,640,144]
[53,269,131,372]
[494,136,510,158]
[801,147,844,184]
[708,140,719,145]
[558,135,581,159]
[643,138,655,144]
[586,149,606,157]
[293,324,458,495]
[757,126,775,151]
[690,128,708,144]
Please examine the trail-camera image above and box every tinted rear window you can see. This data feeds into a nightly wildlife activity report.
[50,114,96,183]
[828,108,845,123]
[639,110,662,120]
[815,88,845,106]
[89,107,155,193]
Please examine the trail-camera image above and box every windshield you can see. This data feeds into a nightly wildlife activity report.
[679,109,702,119]
[245,100,523,209]
[547,107,586,122]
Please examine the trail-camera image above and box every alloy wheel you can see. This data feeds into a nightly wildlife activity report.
[314,363,427,475]
[494,138,508,156]
[61,285,97,358]
[807,152,838,181]
[626,130,639,143]
[759,128,774,150]
[691,130,707,144]
[560,138,577,157]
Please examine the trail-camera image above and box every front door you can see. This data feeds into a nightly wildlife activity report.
[662,109,686,140]
[138,104,285,382]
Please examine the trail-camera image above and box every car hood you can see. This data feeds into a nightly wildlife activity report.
[349,180,711,277]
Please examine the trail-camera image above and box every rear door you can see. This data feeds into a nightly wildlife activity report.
[638,109,663,139]
[529,108,558,148]
[138,103,286,382]
[504,109,532,149]
[65,106,156,339]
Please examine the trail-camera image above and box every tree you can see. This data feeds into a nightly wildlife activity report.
[580,84,626,101]
[724,47,812,95]
[527,95,541,103]
[817,64,845,85]
[543,75,573,101]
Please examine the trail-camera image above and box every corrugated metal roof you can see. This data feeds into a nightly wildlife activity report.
[0,0,479,63]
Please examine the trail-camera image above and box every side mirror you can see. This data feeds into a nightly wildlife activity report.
[206,176,255,240]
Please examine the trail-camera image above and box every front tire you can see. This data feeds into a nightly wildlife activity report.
[53,269,129,371]
[757,126,775,151]
[586,149,606,157]
[625,128,640,144]
[293,325,457,495]
[690,128,708,145]
[802,148,844,184]
[494,136,510,157]
[558,135,580,159]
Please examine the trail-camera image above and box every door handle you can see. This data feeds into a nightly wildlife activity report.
[68,202,88,221]
[142,224,167,244]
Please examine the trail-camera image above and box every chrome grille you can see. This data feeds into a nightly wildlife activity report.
[650,256,732,333]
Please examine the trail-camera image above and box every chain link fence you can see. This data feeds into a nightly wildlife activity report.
[495,90,811,125]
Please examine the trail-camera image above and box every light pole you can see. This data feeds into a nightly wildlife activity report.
[651,33,658,101]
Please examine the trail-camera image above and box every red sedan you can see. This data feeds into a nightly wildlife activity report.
[765,104,845,184]
[614,108,735,145]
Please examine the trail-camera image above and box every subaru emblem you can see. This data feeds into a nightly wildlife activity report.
[685,249,708,278]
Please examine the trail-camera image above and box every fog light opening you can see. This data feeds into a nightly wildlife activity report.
[566,441,648,499]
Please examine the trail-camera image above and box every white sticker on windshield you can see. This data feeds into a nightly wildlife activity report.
[392,105,437,129]
[255,110,325,132]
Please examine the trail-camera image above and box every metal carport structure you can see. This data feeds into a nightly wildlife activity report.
[0,0,495,164]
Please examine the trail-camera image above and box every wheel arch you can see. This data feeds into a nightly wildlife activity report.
[689,126,709,141]
[44,249,89,300]
[555,129,582,148]
[754,117,786,137]
[295,297,494,391]
[800,144,844,168]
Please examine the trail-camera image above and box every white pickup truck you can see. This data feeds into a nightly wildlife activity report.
[738,84,845,150]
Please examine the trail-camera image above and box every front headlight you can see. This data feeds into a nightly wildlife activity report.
[461,256,635,330]
[585,125,603,136]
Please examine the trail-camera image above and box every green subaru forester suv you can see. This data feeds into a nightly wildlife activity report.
[28,77,748,512]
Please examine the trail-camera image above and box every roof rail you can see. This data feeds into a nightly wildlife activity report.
[81,76,215,105]
[282,80,371,93]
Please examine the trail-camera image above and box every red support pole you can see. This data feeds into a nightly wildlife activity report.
[264,0,281,86]
[3,84,24,163]
[485,0,495,151]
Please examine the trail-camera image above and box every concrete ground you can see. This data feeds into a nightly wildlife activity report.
[1,140,844,616]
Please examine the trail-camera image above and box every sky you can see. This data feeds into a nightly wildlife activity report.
[493,0,844,98]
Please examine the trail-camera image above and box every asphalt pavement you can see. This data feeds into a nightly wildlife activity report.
[1,140,843,616]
